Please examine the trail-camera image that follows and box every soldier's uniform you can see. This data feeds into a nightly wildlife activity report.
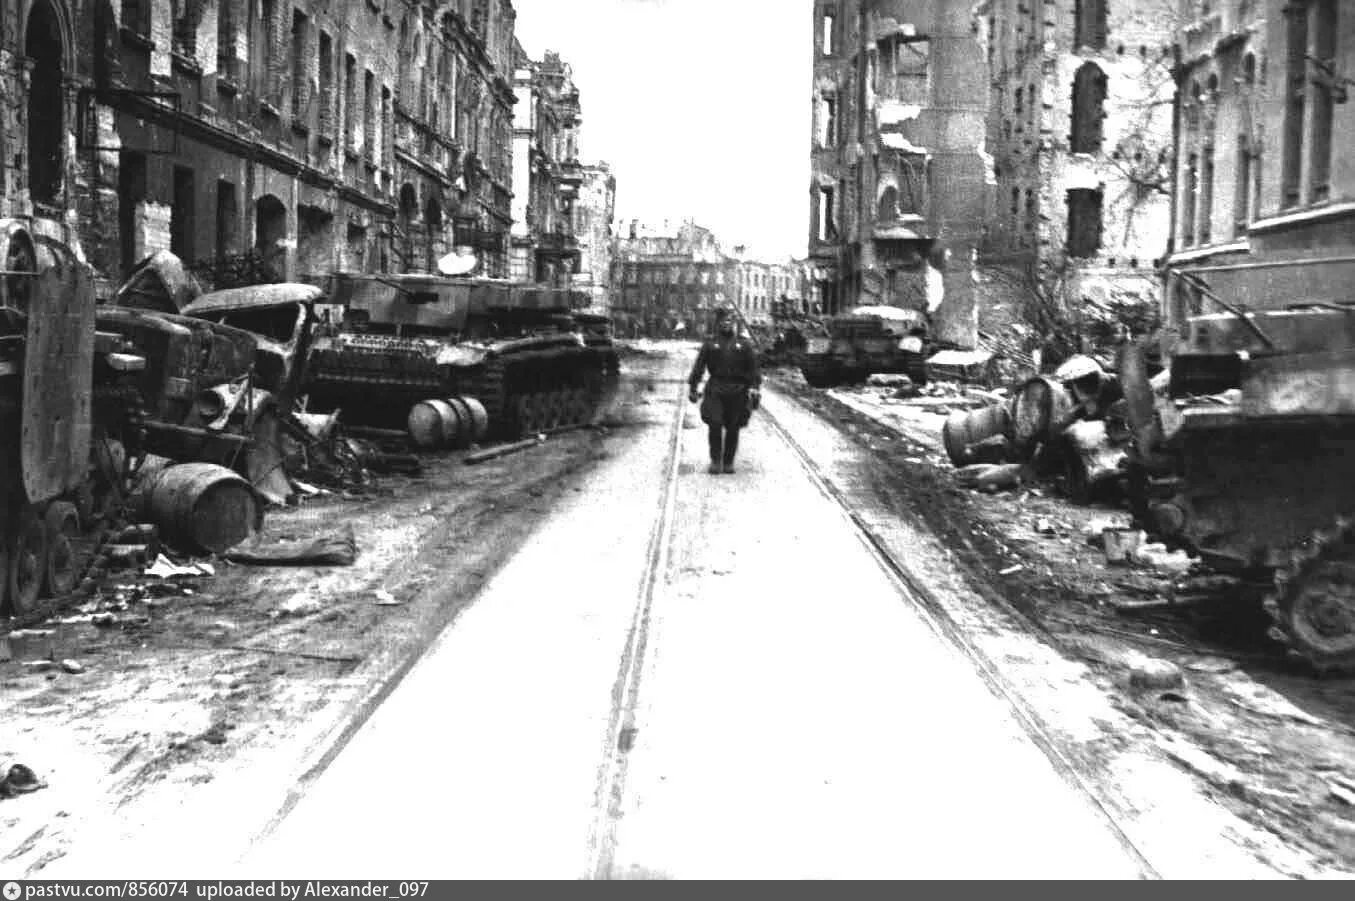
[689,311,761,474]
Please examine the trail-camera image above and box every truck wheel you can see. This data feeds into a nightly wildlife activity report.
[43,501,82,598]
[7,504,47,615]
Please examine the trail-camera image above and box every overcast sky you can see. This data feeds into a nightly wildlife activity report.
[512,0,812,261]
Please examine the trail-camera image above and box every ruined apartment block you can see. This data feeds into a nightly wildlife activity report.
[572,162,616,316]
[980,0,1175,317]
[3,0,519,294]
[510,48,582,288]
[808,0,990,349]
[726,249,802,327]
[610,220,732,339]
[1165,0,1354,310]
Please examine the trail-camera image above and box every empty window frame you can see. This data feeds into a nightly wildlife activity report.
[1280,1,1337,207]
[1070,62,1107,153]
[818,96,837,148]
[290,10,308,122]
[821,8,836,56]
[818,186,836,241]
[1074,0,1108,50]
[1066,188,1103,258]
[319,32,335,138]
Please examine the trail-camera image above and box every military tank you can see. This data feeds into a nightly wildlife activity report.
[305,274,618,439]
[798,305,930,388]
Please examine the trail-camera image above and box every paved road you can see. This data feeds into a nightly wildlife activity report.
[240,349,1148,878]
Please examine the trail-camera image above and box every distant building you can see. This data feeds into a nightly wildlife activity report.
[808,0,989,348]
[510,47,582,288]
[610,220,732,339]
[727,246,803,327]
[573,162,617,315]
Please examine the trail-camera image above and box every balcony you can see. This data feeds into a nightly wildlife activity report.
[536,229,580,260]
[454,223,506,253]
[558,159,585,188]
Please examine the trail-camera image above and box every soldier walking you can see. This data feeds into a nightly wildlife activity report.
[688,308,762,474]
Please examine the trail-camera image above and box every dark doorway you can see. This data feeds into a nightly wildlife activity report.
[26,0,65,206]
[171,165,196,262]
[118,152,148,277]
[398,183,417,270]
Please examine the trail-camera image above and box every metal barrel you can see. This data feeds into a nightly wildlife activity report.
[444,397,475,450]
[457,396,490,444]
[407,399,462,450]
[942,403,1012,465]
[1011,375,1074,452]
[143,463,259,555]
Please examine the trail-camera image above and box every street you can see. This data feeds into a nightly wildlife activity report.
[4,346,1349,878]
[218,347,1277,879]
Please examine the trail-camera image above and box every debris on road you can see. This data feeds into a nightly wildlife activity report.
[224,525,358,568]
[59,659,85,675]
[145,555,217,579]
[0,764,47,799]
[464,436,547,466]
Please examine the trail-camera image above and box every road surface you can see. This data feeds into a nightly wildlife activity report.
[238,349,1150,879]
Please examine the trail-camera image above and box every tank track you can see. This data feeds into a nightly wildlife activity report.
[1264,515,1355,674]
[471,349,605,441]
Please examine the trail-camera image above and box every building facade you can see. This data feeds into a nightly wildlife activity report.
[979,0,1174,343]
[727,248,803,328]
[610,220,733,339]
[1164,0,1353,313]
[808,0,990,348]
[509,47,581,287]
[573,161,616,315]
[1,0,519,297]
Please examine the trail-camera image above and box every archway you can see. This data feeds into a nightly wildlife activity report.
[255,194,287,281]
[26,0,66,206]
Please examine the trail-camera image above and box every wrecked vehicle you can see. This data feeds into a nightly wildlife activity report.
[1120,267,1355,672]
[305,274,615,438]
[799,305,930,388]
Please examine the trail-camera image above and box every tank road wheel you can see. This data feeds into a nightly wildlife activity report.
[1265,519,1355,674]
[7,504,48,615]
[43,502,82,598]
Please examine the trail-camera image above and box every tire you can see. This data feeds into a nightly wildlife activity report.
[43,501,82,598]
[7,503,48,615]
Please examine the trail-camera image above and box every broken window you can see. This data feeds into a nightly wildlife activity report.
[364,70,376,161]
[878,186,899,222]
[1199,74,1217,244]
[319,32,335,139]
[1066,188,1103,258]
[172,0,201,58]
[1308,0,1337,201]
[822,9,836,56]
[1074,0,1108,50]
[1070,62,1107,153]
[895,152,926,215]
[344,55,360,153]
[1182,152,1199,246]
[818,186,836,241]
[216,0,236,78]
[25,0,64,206]
[1282,6,1308,206]
[122,0,149,38]
[818,96,837,148]
[216,180,238,262]
[1234,135,1252,236]
[290,11,308,122]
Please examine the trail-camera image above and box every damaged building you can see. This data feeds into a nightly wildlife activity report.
[572,161,616,316]
[1164,0,1353,306]
[807,0,990,349]
[978,0,1175,352]
[0,0,527,293]
[509,48,582,288]
[610,220,733,339]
